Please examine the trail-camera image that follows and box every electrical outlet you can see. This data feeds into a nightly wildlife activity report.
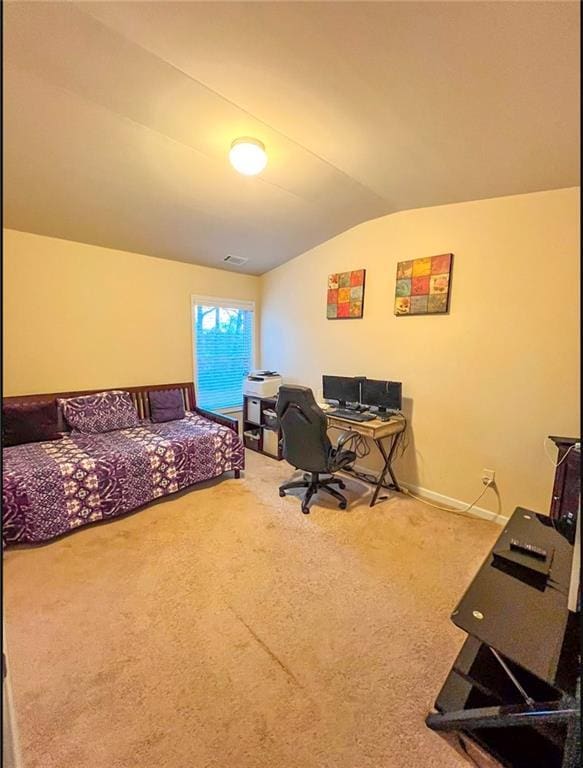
[482,468,496,486]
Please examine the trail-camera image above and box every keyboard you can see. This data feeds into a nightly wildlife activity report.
[328,409,375,422]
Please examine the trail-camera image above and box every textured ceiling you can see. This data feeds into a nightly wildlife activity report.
[3,1,580,275]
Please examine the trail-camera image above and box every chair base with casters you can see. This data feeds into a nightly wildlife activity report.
[279,472,349,514]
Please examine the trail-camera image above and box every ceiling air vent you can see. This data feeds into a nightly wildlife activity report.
[223,254,248,266]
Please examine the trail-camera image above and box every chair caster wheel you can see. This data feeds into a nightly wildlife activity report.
[339,502,347,510]
[279,490,285,498]
[301,507,310,515]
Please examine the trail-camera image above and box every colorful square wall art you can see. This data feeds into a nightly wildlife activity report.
[394,254,453,315]
[327,269,366,319]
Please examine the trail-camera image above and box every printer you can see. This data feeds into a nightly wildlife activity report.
[243,370,282,398]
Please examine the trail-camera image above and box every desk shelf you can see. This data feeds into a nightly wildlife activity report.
[435,667,567,768]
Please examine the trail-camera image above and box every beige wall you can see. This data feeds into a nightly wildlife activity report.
[260,188,581,517]
[4,189,580,517]
[2,229,260,396]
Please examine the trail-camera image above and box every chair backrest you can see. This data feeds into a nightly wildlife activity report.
[276,385,332,473]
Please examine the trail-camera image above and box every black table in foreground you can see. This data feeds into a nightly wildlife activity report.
[426,507,580,768]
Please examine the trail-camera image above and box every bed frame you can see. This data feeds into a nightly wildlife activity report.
[2,381,239,437]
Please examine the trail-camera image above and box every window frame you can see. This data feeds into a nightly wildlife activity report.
[191,295,256,414]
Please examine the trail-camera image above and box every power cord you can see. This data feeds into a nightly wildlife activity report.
[341,412,408,484]
[350,468,380,485]
[388,412,408,460]
[341,412,492,518]
[543,437,579,468]
[353,433,371,459]
[402,479,495,518]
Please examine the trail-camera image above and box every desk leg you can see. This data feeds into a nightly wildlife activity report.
[369,433,402,507]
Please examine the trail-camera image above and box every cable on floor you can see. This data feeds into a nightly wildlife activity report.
[348,468,379,485]
[340,413,494,518]
[402,480,494,518]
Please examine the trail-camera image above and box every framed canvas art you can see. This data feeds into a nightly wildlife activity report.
[327,269,366,319]
[394,254,453,315]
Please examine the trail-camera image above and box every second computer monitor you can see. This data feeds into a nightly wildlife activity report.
[322,375,361,407]
[361,379,402,412]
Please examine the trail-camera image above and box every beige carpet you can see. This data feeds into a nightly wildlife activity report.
[3,450,501,768]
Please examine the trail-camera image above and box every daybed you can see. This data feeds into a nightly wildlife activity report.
[2,382,244,546]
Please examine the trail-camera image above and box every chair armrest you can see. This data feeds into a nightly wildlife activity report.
[194,407,239,435]
[336,429,360,451]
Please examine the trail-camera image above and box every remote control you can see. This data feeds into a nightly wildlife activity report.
[509,539,547,560]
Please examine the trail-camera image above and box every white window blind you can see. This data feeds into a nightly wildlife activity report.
[192,297,255,411]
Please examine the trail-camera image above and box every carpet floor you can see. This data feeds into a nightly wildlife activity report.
[3,450,501,768]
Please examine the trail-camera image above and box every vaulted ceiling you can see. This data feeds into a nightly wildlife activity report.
[3,1,580,275]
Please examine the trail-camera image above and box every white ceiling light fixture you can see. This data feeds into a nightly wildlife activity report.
[229,137,268,176]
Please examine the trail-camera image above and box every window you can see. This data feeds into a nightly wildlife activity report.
[192,296,255,411]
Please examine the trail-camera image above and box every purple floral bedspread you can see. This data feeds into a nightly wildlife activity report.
[2,413,244,546]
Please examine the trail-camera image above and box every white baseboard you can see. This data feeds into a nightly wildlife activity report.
[400,481,508,526]
[350,463,508,526]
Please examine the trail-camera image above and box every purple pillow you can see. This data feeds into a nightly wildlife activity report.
[2,401,62,447]
[148,389,185,423]
[59,390,139,434]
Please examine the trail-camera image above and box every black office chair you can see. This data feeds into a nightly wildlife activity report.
[276,385,358,514]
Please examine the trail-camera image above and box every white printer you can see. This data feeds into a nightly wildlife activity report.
[243,370,282,398]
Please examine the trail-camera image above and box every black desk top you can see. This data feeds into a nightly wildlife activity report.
[452,507,576,688]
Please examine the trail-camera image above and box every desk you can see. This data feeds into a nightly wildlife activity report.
[426,507,580,768]
[323,408,406,506]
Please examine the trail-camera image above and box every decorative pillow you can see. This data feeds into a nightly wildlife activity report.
[59,390,139,434]
[148,389,185,423]
[2,401,63,447]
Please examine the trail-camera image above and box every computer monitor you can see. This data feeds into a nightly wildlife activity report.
[322,375,360,408]
[361,379,402,412]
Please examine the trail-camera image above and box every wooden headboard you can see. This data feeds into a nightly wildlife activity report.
[3,382,197,432]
